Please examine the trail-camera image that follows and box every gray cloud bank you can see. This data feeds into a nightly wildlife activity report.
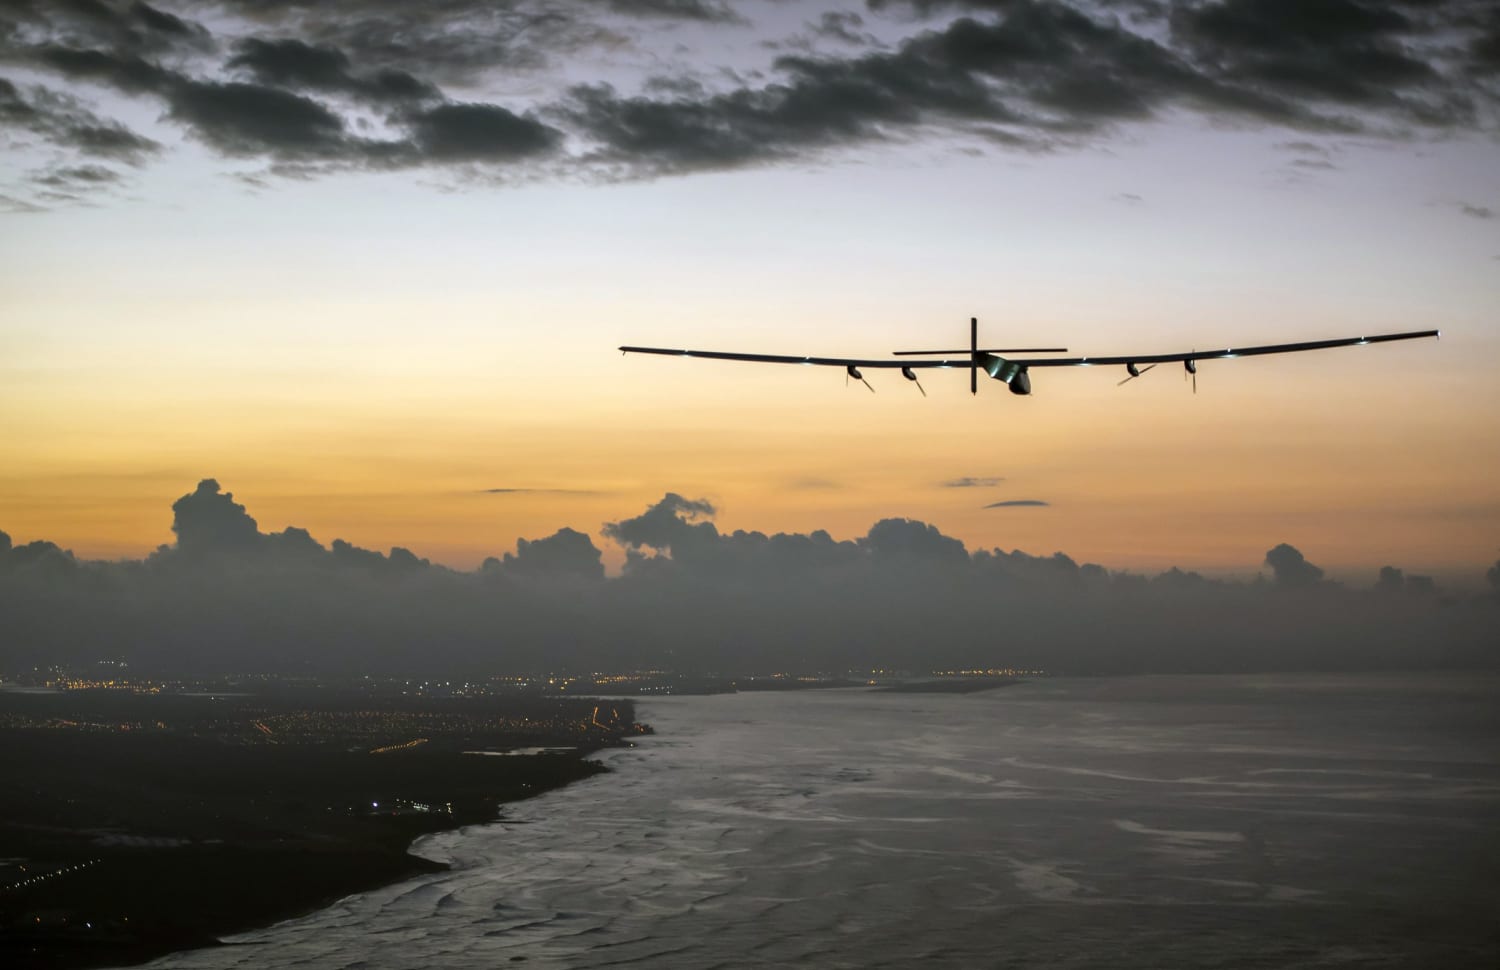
[1,480,1496,677]
[2,0,1498,207]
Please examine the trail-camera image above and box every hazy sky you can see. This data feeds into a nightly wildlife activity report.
[3,0,1498,583]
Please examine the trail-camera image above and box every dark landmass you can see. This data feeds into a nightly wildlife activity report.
[0,689,649,970]
[876,677,1023,694]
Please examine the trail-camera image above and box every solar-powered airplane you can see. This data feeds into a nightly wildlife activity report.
[620,318,1439,396]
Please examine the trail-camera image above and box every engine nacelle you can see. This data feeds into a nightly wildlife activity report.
[1008,368,1032,395]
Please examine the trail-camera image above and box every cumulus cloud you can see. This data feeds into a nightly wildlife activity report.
[602,492,718,555]
[497,527,605,581]
[862,517,969,564]
[1264,541,1325,588]
[170,479,261,556]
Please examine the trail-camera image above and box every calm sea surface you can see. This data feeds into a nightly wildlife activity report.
[145,674,1499,969]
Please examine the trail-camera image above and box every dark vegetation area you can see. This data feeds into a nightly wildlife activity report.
[0,689,646,970]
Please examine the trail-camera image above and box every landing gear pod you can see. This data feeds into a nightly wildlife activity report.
[981,355,1032,395]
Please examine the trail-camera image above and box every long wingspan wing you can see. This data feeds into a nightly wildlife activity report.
[618,347,967,368]
[622,330,1437,368]
[620,329,1440,397]
[1006,330,1439,367]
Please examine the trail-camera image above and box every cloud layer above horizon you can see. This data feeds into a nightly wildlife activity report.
[2,479,1495,677]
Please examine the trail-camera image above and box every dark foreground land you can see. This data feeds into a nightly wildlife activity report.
[0,688,650,969]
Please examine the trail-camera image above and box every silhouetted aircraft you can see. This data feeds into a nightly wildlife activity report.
[620,318,1439,396]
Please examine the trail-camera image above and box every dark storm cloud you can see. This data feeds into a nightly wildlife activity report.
[165,78,356,158]
[1,481,1496,676]
[3,1,1498,203]
[0,0,212,55]
[811,11,876,46]
[599,0,741,21]
[1166,0,1475,128]
[33,162,120,184]
[227,37,439,104]
[198,0,677,83]
[11,45,554,171]
[0,76,159,162]
[1459,203,1494,220]
[405,101,560,162]
[943,476,1004,487]
[561,3,1391,175]
[983,499,1049,507]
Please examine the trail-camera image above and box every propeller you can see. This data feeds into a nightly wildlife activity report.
[900,366,926,397]
[1117,362,1157,386]
[1184,355,1197,394]
[847,364,874,393]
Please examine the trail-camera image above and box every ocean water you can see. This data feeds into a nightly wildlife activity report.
[146,674,1499,969]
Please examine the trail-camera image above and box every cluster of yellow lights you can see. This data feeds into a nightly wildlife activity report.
[3,859,100,892]
[49,678,162,693]
[369,737,430,755]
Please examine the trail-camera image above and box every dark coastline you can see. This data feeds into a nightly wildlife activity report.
[0,690,647,970]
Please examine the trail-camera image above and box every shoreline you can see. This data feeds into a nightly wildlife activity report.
[0,691,649,970]
[3,749,613,970]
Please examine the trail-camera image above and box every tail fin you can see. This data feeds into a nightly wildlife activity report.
[970,317,978,396]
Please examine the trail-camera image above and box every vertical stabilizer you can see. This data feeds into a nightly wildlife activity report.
[970,317,978,395]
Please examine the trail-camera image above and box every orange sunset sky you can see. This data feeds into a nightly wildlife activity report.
[3,1,1498,586]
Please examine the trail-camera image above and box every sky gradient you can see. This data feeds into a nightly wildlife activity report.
[3,0,1498,585]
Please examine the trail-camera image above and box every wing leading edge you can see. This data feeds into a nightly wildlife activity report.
[998,330,1440,367]
[619,326,1440,396]
[617,347,967,368]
